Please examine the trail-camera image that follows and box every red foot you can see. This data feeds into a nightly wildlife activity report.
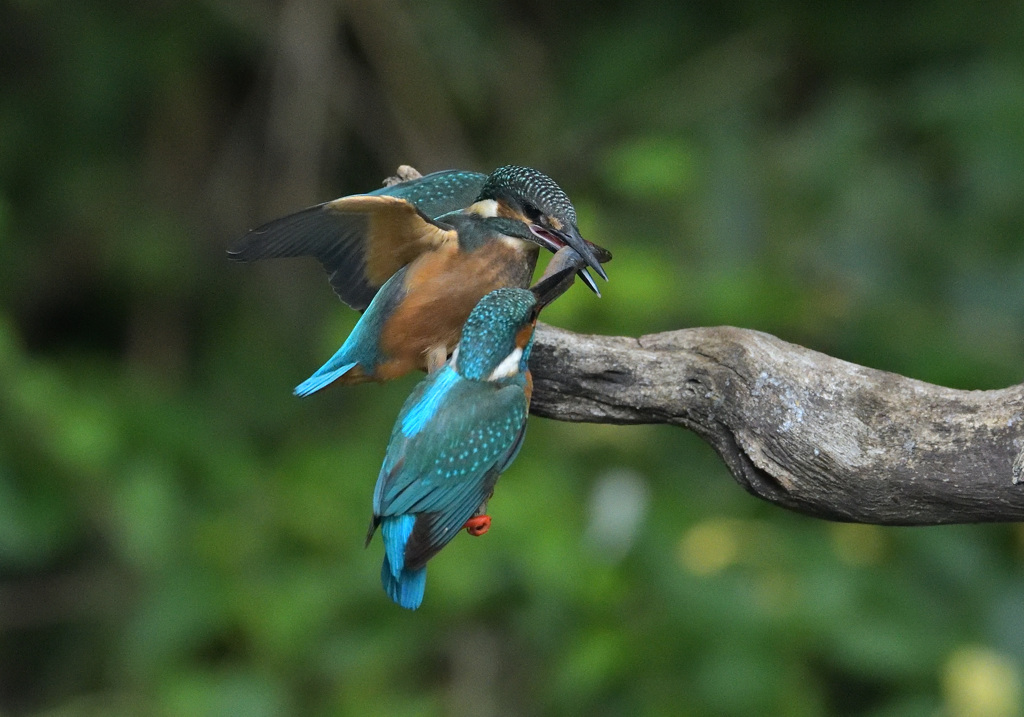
[464,515,491,536]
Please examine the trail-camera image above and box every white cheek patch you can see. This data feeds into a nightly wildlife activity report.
[487,347,523,381]
[468,199,500,217]
[448,345,460,366]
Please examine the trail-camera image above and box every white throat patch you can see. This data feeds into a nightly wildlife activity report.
[487,347,523,381]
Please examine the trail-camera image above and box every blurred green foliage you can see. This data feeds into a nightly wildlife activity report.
[1,0,1023,715]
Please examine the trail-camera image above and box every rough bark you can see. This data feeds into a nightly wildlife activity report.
[528,323,1024,525]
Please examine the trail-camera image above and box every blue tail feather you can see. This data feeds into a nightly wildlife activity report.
[380,516,425,609]
[294,359,358,397]
[381,556,427,610]
[294,267,408,396]
[381,515,416,578]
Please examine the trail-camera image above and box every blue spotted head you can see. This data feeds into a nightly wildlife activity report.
[454,260,581,382]
[474,166,610,285]
[455,288,538,382]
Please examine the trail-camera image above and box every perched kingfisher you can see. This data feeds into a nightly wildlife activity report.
[367,250,584,610]
[228,166,611,394]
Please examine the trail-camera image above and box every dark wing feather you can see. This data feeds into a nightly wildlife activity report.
[373,377,529,570]
[228,201,376,309]
[402,465,501,569]
[228,195,456,311]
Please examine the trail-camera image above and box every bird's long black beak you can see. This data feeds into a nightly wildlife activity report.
[528,223,611,296]
[531,247,588,308]
[553,223,610,282]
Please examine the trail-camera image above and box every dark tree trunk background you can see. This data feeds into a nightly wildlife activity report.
[529,324,1024,525]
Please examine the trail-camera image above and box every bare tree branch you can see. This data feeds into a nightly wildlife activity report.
[528,324,1024,525]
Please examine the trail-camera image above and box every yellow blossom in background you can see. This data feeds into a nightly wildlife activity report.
[830,522,887,565]
[944,646,1022,717]
[679,518,743,575]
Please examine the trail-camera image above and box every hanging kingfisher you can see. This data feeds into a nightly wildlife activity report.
[367,249,585,610]
[228,165,611,394]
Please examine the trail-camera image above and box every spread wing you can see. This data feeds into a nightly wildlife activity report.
[228,195,456,311]
[227,170,485,311]
[372,370,528,569]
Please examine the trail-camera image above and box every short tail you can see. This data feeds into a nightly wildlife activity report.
[380,515,426,609]
[294,354,358,397]
[380,557,427,610]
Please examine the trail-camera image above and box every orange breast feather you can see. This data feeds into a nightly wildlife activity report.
[377,243,530,378]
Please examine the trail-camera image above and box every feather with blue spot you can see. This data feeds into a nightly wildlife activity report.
[366,286,545,610]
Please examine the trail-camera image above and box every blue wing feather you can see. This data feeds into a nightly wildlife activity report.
[371,373,529,575]
[378,380,526,514]
[399,366,461,437]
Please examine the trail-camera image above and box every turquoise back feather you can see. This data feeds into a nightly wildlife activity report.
[368,287,541,609]
[370,170,486,219]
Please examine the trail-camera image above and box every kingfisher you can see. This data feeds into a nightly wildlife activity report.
[228,166,611,394]
[367,250,584,609]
